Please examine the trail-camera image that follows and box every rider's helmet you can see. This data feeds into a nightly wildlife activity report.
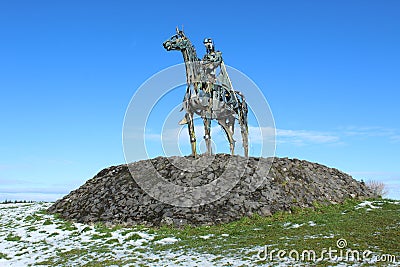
[203,38,215,53]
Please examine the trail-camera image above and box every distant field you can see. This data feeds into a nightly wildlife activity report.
[0,199,399,266]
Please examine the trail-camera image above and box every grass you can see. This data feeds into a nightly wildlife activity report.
[81,226,91,232]
[94,222,122,233]
[56,221,77,231]
[43,219,53,225]
[125,233,143,241]
[48,232,59,237]
[91,233,112,240]
[1,198,399,266]
[5,233,21,242]
[105,238,120,244]
[148,198,400,258]
[0,252,9,259]
[27,226,37,232]
[24,214,43,222]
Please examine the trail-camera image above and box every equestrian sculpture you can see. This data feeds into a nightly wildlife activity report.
[163,27,249,157]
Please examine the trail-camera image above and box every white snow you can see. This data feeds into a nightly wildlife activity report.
[304,233,335,239]
[199,234,214,239]
[0,203,268,266]
[283,222,304,229]
[0,201,397,266]
[308,221,317,226]
[290,223,303,229]
[355,201,381,210]
[154,237,179,244]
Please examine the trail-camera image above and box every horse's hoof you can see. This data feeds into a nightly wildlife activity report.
[178,117,188,125]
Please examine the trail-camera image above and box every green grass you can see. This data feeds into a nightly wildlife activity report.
[147,198,400,259]
[93,222,122,233]
[81,226,92,232]
[80,259,138,267]
[5,233,21,242]
[2,198,399,266]
[27,226,37,232]
[48,232,60,237]
[24,214,43,222]
[15,251,29,257]
[105,238,120,244]
[91,233,112,240]
[36,209,49,215]
[0,206,19,210]
[125,233,142,241]
[36,259,55,265]
[36,248,90,265]
[56,221,78,231]
[53,248,89,264]
[43,219,53,225]
[0,252,9,259]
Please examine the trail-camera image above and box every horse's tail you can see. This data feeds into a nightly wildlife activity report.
[235,91,248,128]
[235,90,249,157]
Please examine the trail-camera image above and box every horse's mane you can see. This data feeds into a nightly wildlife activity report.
[184,38,199,62]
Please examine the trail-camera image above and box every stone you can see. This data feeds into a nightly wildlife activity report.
[47,154,374,227]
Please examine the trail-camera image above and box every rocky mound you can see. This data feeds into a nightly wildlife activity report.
[48,155,374,227]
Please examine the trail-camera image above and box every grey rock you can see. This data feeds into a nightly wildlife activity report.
[47,154,374,227]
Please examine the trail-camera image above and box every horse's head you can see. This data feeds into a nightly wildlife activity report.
[163,27,189,51]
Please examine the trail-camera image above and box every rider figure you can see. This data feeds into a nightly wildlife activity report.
[202,38,222,94]
[179,38,224,125]
[202,38,224,120]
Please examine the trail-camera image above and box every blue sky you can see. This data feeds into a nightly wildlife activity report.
[0,0,399,201]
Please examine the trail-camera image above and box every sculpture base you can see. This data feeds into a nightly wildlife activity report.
[48,154,374,227]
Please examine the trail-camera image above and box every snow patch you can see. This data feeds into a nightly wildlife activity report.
[283,222,304,229]
[355,201,381,210]
[308,221,317,226]
[155,237,179,244]
[199,234,214,239]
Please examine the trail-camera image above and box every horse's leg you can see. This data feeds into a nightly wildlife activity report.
[218,117,235,155]
[240,122,249,157]
[227,116,235,155]
[186,112,197,157]
[241,101,249,157]
[203,117,212,155]
[179,86,191,125]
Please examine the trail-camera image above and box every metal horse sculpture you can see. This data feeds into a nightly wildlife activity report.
[163,28,249,157]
